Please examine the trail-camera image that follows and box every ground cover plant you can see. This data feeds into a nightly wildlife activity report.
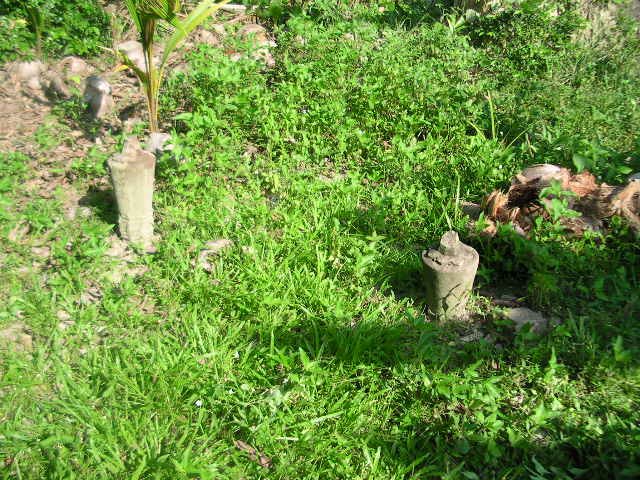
[0,0,110,61]
[1,0,639,478]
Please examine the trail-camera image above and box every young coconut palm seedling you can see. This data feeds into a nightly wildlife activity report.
[109,0,228,247]
[120,0,229,133]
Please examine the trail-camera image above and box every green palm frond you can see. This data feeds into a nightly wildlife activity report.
[127,0,181,21]
[124,0,144,32]
[122,0,228,132]
[160,0,230,69]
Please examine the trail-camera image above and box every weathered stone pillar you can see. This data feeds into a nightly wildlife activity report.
[422,231,479,320]
[83,75,112,120]
[108,137,155,247]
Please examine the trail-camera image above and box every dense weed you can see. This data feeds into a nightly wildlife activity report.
[0,0,110,61]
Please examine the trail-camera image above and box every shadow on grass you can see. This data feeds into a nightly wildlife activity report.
[267,200,640,369]
[378,415,640,477]
[79,184,118,228]
[256,218,640,475]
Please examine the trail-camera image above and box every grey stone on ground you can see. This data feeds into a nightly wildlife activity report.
[517,164,564,186]
[253,49,276,68]
[31,245,51,259]
[0,323,33,352]
[117,40,147,72]
[504,307,548,334]
[46,72,71,99]
[83,76,113,119]
[461,201,482,220]
[220,3,248,13]
[210,23,226,36]
[11,60,45,90]
[198,239,234,272]
[196,29,222,47]
[64,56,89,75]
[236,24,270,43]
[236,23,276,68]
[145,132,172,157]
[11,61,43,84]
[80,285,102,305]
[58,56,91,80]
[57,310,75,330]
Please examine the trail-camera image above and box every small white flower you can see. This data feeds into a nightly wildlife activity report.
[233,351,240,360]
[195,399,203,407]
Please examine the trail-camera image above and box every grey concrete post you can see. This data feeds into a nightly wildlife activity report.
[422,231,479,320]
[108,137,155,247]
[83,76,113,120]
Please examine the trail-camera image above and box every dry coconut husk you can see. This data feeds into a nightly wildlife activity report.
[476,164,640,237]
[576,181,640,230]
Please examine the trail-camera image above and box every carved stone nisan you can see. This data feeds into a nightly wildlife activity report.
[422,231,479,320]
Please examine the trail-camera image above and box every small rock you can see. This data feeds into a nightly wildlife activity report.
[78,206,92,218]
[56,310,75,330]
[8,222,30,242]
[459,329,483,343]
[46,72,71,99]
[515,164,566,187]
[220,3,247,14]
[105,263,148,284]
[198,239,234,272]
[117,40,147,72]
[461,201,482,220]
[80,284,103,305]
[243,144,259,158]
[211,23,226,36]
[26,76,42,90]
[253,49,275,68]
[0,323,33,352]
[64,56,89,75]
[236,23,276,68]
[105,235,134,260]
[145,132,172,157]
[318,172,346,183]
[237,24,270,44]
[11,60,43,82]
[196,29,221,47]
[629,172,640,183]
[504,307,548,335]
[83,76,113,120]
[31,246,51,259]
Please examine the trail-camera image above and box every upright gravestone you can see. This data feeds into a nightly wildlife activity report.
[422,231,479,320]
[108,137,156,247]
[83,76,113,120]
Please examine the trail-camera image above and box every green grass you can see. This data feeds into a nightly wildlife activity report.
[1,1,640,478]
[0,0,110,62]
